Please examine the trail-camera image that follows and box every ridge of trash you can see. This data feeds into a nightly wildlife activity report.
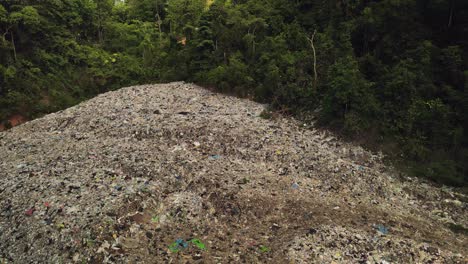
[0,82,466,263]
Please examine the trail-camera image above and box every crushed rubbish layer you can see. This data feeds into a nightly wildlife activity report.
[0,82,466,263]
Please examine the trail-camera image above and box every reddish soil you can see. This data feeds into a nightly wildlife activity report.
[0,114,27,131]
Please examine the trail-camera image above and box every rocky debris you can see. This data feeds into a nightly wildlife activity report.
[0,82,466,263]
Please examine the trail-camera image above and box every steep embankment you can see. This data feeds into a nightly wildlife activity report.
[0,82,466,263]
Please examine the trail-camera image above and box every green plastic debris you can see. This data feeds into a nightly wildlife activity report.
[169,239,189,253]
[169,238,206,253]
[259,245,270,253]
[190,239,206,250]
[168,242,180,253]
[151,216,159,223]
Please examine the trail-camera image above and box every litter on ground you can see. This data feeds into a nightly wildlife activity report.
[0,82,465,263]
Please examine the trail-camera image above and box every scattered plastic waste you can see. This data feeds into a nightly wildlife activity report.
[24,207,35,216]
[278,167,288,175]
[169,238,206,253]
[151,216,159,223]
[237,177,249,184]
[97,241,110,254]
[334,251,342,259]
[271,223,281,230]
[86,239,95,247]
[246,240,257,247]
[259,245,270,253]
[193,253,202,260]
[1,83,464,262]
[176,238,188,248]
[168,243,180,253]
[169,238,189,253]
[376,224,389,235]
[114,185,123,191]
[190,238,206,250]
[209,154,221,160]
[308,228,318,235]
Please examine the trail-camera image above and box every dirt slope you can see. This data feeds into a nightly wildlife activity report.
[0,82,466,263]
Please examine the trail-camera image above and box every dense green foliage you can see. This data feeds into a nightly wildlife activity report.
[1,0,467,186]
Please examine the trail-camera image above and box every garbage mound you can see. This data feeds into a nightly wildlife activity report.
[0,82,466,263]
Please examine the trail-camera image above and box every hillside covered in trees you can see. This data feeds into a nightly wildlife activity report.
[1,0,467,186]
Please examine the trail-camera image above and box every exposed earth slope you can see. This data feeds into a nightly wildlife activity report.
[0,82,466,263]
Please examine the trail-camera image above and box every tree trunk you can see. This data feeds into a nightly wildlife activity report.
[11,31,17,62]
[448,0,454,28]
[307,30,318,90]
[156,13,162,40]
[98,22,104,44]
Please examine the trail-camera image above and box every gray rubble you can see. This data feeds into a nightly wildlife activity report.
[0,82,466,263]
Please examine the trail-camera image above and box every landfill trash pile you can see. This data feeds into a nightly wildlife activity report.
[0,82,466,263]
